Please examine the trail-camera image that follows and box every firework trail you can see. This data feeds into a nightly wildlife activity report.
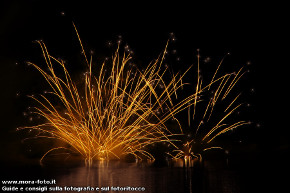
[20,25,197,166]
[167,51,250,163]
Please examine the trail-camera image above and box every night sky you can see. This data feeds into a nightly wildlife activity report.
[0,1,289,169]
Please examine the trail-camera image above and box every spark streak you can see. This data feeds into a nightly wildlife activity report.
[21,27,198,166]
[169,53,250,163]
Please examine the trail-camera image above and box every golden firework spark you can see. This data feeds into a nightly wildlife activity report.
[168,51,250,163]
[21,26,197,166]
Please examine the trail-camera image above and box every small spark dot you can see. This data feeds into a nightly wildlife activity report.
[60,11,65,16]
[107,41,112,47]
[204,57,211,63]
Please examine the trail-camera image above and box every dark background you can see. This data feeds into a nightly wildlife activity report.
[0,0,289,191]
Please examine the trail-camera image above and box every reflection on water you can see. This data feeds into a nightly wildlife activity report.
[46,159,240,193]
[54,161,185,193]
[2,151,286,193]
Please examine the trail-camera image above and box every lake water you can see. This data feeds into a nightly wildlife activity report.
[1,155,287,193]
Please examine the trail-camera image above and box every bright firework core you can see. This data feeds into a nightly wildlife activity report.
[21,26,249,166]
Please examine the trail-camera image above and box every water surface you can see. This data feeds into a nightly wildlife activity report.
[1,155,286,193]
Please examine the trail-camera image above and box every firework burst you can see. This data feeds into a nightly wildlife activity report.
[21,26,197,166]
[168,51,250,164]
